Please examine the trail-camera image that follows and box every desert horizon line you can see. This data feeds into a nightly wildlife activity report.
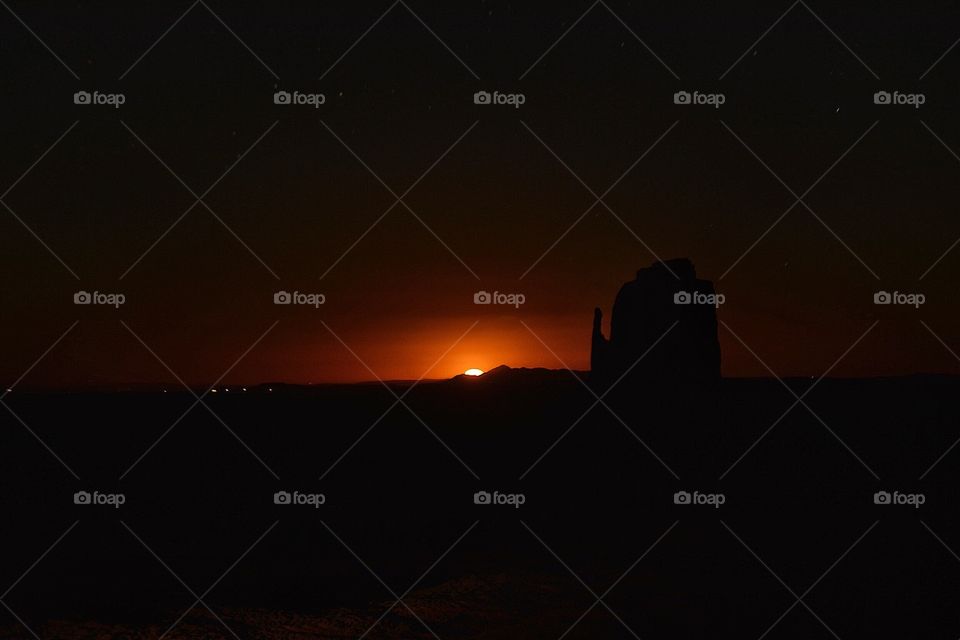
[5,366,959,393]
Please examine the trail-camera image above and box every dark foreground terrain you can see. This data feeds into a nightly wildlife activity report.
[2,371,959,638]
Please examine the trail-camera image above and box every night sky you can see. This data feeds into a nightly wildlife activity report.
[2,1,960,387]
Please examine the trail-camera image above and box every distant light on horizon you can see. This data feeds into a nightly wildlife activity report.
[464,368,484,377]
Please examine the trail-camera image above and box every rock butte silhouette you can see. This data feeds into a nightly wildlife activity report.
[591,258,721,384]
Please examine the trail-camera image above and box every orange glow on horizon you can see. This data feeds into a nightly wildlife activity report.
[256,314,592,384]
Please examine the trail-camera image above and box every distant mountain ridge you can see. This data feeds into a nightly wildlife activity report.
[450,364,587,384]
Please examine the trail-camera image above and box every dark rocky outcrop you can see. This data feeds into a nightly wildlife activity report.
[592,258,721,385]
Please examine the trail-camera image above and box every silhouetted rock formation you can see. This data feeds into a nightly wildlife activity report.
[592,259,721,385]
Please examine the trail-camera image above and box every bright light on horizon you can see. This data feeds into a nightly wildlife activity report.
[464,368,484,377]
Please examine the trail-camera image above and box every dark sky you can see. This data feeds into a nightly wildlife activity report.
[2,1,960,387]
